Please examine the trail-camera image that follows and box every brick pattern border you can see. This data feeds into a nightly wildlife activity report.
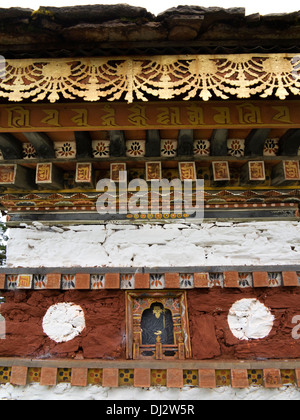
[0,270,299,290]
[1,364,299,388]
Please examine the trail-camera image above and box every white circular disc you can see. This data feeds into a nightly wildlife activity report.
[227,298,274,341]
[42,302,85,343]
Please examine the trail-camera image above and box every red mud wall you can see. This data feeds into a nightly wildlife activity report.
[0,290,126,359]
[188,288,300,360]
[1,288,300,360]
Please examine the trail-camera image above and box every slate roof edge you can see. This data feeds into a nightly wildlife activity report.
[0,5,300,57]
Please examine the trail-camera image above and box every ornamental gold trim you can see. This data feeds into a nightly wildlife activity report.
[0,54,300,103]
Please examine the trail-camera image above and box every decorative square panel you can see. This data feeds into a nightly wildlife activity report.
[212,161,230,181]
[87,368,103,385]
[119,369,134,386]
[110,163,127,182]
[6,275,18,290]
[160,139,177,157]
[183,370,198,386]
[54,142,76,159]
[209,273,224,287]
[264,138,279,156]
[268,272,282,287]
[216,369,231,387]
[281,369,296,385]
[248,161,265,181]
[126,140,146,157]
[92,140,110,158]
[193,139,210,156]
[150,274,165,289]
[126,291,191,360]
[0,165,16,184]
[121,274,135,289]
[178,162,196,181]
[248,369,263,386]
[0,314,5,339]
[22,142,37,159]
[75,162,92,183]
[283,160,300,180]
[36,163,52,183]
[91,274,105,289]
[227,139,245,157]
[179,274,194,289]
[28,367,41,383]
[17,274,32,289]
[0,367,11,384]
[57,368,71,383]
[238,273,253,288]
[62,274,76,289]
[146,162,162,181]
[194,272,210,287]
[151,369,167,386]
[264,368,281,387]
[33,274,47,289]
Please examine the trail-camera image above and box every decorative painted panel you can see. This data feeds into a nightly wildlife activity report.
[193,139,210,156]
[110,163,127,182]
[227,139,245,157]
[1,54,300,103]
[54,142,76,159]
[126,140,146,158]
[92,140,110,158]
[161,140,177,157]
[248,161,266,181]
[178,162,196,181]
[145,162,162,181]
[0,165,15,184]
[212,161,230,181]
[126,291,191,360]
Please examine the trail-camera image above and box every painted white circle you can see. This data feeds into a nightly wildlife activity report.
[227,298,274,341]
[42,302,85,343]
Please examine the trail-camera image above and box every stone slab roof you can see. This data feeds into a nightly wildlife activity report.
[0,4,300,56]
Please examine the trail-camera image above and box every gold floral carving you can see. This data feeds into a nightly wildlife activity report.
[0,54,300,103]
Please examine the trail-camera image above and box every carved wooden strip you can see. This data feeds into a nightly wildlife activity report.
[0,54,300,103]
[0,270,299,289]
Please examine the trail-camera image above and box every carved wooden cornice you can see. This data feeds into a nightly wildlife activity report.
[1,53,300,103]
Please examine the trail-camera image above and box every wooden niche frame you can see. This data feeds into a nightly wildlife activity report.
[125,290,191,360]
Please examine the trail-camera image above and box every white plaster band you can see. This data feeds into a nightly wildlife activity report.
[6,221,300,268]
